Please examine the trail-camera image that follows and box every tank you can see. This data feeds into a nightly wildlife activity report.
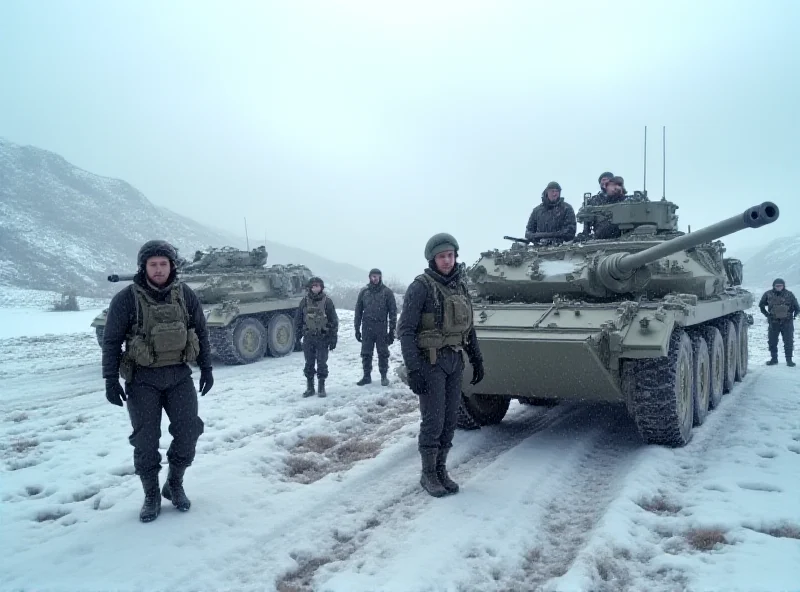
[90,245,314,365]
[398,198,779,447]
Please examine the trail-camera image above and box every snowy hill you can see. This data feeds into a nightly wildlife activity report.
[0,137,369,295]
[743,233,800,291]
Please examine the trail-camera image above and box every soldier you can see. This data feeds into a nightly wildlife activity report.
[524,181,577,244]
[582,176,628,239]
[759,278,799,366]
[595,171,614,199]
[354,268,398,386]
[397,233,484,498]
[294,276,339,397]
[102,240,213,523]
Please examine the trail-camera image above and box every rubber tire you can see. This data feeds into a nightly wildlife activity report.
[717,319,738,394]
[622,329,695,447]
[701,326,725,410]
[461,392,510,426]
[95,326,105,347]
[734,314,749,381]
[210,317,268,365]
[266,313,295,357]
[688,333,711,427]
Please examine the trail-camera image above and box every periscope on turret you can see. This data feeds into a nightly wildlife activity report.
[398,198,780,449]
[92,245,316,366]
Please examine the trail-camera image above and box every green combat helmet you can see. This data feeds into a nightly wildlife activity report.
[424,233,460,261]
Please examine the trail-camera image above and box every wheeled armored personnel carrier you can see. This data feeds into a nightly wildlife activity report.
[399,197,779,447]
[90,246,314,365]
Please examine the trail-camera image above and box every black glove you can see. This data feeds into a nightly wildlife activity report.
[199,368,214,395]
[355,329,362,342]
[387,331,395,345]
[407,369,427,395]
[470,358,485,385]
[105,378,127,406]
[329,334,337,350]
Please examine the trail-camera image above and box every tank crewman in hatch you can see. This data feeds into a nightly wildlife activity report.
[354,268,397,387]
[580,176,628,239]
[524,181,577,244]
[397,233,484,498]
[594,171,614,201]
[294,276,339,397]
[102,240,213,523]
[759,278,799,366]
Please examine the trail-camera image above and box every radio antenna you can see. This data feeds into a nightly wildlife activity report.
[643,125,647,195]
[244,217,250,250]
[662,126,666,201]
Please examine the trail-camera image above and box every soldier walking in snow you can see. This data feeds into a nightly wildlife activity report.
[354,268,397,387]
[397,233,484,497]
[759,278,799,366]
[294,276,339,397]
[102,240,214,523]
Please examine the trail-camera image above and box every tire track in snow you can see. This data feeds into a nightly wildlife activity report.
[195,403,583,591]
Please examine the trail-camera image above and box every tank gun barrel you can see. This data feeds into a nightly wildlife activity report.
[598,201,779,291]
[108,273,137,283]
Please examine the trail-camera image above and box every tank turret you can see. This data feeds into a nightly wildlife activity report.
[470,201,778,301]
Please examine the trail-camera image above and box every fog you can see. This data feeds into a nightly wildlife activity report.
[1,0,797,282]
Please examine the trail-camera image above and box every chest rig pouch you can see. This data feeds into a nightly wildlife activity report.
[122,283,200,377]
[416,274,473,364]
[304,295,329,335]
[767,292,791,320]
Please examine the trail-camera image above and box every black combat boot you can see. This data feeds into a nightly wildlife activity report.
[767,357,779,366]
[436,448,459,494]
[303,376,315,397]
[380,372,389,387]
[161,465,191,511]
[318,378,327,397]
[139,473,161,523]
[356,373,371,386]
[787,356,796,367]
[419,449,448,498]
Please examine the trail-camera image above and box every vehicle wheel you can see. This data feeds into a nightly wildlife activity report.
[95,326,105,347]
[716,319,738,393]
[734,314,748,381]
[266,313,295,357]
[701,326,725,410]
[622,329,695,447]
[688,333,711,426]
[461,392,510,426]
[209,317,267,364]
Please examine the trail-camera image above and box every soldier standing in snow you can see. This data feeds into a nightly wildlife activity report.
[759,278,799,366]
[397,233,484,497]
[294,276,339,397]
[354,268,397,387]
[102,240,213,523]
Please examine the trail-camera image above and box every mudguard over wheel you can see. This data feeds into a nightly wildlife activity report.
[716,318,738,393]
[622,329,695,447]
[460,392,510,426]
[701,326,725,410]
[734,314,749,381]
[210,317,268,364]
[688,332,711,427]
[266,313,295,357]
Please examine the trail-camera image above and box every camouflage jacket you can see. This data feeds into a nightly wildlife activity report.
[525,197,576,243]
[759,289,799,322]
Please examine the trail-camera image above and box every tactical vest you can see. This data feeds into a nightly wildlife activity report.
[121,283,200,377]
[303,294,329,334]
[766,291,793,320]
[416,273,473,364]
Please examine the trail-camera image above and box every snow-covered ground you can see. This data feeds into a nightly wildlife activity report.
[1,288,798,592]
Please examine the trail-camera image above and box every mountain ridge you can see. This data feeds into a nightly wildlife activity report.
[0,137,369,296]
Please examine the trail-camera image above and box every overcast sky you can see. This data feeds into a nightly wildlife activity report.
[1,0,798,282]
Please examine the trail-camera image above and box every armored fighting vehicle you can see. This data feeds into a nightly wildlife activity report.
[400,197,779,447]
[91,246,314,365]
